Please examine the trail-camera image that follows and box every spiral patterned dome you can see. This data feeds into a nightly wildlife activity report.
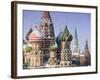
[60,25,73,42]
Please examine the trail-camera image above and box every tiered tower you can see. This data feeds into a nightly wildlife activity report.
[39,11,55,61]
[72,28,80,56]
[80,40,91,66]
[39,11,55,39]
[72,28,80,66]
[83,40,91,65]
[60,26,73,67]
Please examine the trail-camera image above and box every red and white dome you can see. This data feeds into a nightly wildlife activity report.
[28,27,44,41]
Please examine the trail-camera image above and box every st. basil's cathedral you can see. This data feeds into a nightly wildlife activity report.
[23,11,91,69]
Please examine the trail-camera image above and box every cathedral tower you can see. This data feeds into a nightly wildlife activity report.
[39,11,55,39]
[60,26,73,66]
[72,28,80,56]
[83,40,91,65]
[39,11,55,62]
[72,28,80,66]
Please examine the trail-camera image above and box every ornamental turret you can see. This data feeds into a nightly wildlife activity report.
[39,11,55,62]
[83,40,91,65]
[72,28,80,56]
[72,28,80,66]
[39,11,55,39]
[60,25,73,67]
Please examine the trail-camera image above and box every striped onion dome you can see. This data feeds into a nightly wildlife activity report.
[60,25,73,42]
[28,27,44,41]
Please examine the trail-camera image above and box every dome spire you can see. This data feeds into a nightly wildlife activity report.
[84,40,88,50]
[74,27,78,46]
[64,25,69,35]
[72,27,79,55]
[41,11,51,20]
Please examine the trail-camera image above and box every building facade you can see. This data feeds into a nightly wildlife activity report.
[80,40,91,66]
[39,11,55,61]
[23,11,91,69]
[72,28,80,66]
[24,27,44,68]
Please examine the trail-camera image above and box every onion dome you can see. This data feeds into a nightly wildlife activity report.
[49,43,58,51]
[24,46,32,53]
[60,25,73,42]
[56,32,62,45]
[23,42,32,52]
[28,26,44,41]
